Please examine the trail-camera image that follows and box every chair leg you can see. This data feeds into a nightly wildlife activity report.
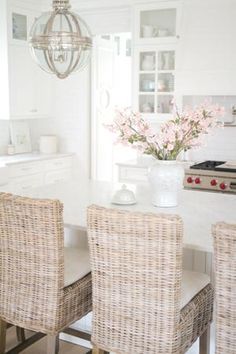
[47,334,59,354]
[0,319,6,354]
[16,326,26,343]
[92,347,106,354]
[199,325,210,354]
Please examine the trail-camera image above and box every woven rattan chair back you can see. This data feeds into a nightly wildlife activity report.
[0,193,64,332]
[87,205,183,354]
[213,222,236,354]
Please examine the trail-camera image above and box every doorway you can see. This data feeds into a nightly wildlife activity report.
[91,32,134,182]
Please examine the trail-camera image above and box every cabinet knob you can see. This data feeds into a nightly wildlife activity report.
[30,109,38,113]
[176,35,180,39]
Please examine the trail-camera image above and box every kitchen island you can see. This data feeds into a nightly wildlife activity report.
[1,177,235,253]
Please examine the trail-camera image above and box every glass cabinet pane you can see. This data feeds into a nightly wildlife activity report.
[157,95,174,113]
[139,73,155,92]
[157,73,174,92]
[158,51,175,70]
[139,95,155,113]
[140,52,156,71]
[140,9,176,39]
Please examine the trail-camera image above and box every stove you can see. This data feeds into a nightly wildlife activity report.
[184,160,236,193]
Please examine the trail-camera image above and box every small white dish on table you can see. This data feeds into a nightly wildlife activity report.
[111,184,137,205]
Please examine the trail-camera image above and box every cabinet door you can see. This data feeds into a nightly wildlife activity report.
[9,44,36,118]
[134,1,182,45]
[9,43,52,119]
[133,45,176,122]
[8,6,52,119]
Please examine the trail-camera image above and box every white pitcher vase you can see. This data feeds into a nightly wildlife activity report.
[148,160,184,207]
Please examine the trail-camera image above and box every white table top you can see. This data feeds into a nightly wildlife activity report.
[2,178,236,253]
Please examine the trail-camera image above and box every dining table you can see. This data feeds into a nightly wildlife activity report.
[1,176,236,253]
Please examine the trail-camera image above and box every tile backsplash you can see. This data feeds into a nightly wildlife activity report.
[183,95,236,125]
[183,95,236,162]
[188,126,236,162]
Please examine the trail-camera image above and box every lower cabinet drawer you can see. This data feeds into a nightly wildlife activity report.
[10,174,44,192]
[44,169,72,185]
[119,167,148,182]
[9,162,43,178]
[43,157,73,171]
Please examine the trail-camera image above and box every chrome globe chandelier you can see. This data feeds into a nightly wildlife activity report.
[29,0,92,79]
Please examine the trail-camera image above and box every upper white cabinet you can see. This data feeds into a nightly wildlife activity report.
[134,1,182,45]
[133,44,176,120]
[132,1,182,122]
[0,1,52,120]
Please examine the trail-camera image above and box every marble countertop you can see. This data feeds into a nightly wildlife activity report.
[116,158,194,168]
[0,152,74,166]
[1,177,235,253]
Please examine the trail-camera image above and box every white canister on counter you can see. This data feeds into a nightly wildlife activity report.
[39,135,58,154]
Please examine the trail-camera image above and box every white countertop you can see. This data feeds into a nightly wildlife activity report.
[1,177,235,253]
[116,158,194,169]
[0,152,74,165]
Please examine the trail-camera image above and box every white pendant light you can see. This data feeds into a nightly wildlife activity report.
[29,0,92,79]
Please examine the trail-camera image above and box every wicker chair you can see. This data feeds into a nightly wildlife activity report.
[87,205,214,354]
[212,222,236,354]
[0,193,92,354]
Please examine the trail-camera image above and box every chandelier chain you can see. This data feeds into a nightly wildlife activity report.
[52,0,71,10]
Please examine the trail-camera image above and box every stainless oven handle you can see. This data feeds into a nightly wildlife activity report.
[230,182,236,190]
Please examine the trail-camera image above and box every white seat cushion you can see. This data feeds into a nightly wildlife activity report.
[64,247,91,287]
[181,270,210,309]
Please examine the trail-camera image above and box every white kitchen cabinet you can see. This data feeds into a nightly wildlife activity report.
[10,173,44,193]
[132,1,182,122]
[9,44,52,119]
[8,161,43,178]
[44,169,72,185]
[118,166,149,183]
[7,155,73,192]
[133,44,177,122]
[44,157,73,172]
[0,1,52,120]
[133,1,182,45]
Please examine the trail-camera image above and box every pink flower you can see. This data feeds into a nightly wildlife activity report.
[104,104,224,160]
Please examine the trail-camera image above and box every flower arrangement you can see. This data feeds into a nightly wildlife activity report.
[106,104,224,160]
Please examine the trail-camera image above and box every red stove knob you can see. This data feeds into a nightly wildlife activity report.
[210,179,217,186]
[195,177,201,184]
[220,182,227,190]
[187,177,193,183]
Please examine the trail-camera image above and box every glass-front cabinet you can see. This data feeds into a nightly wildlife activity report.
[132,1,181,121]
[134,46,176,118]
[134,1,181,44]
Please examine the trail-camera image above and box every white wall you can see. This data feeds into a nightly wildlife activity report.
[29,67,91,177]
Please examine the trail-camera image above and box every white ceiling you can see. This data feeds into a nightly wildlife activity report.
[41,0,172,11]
